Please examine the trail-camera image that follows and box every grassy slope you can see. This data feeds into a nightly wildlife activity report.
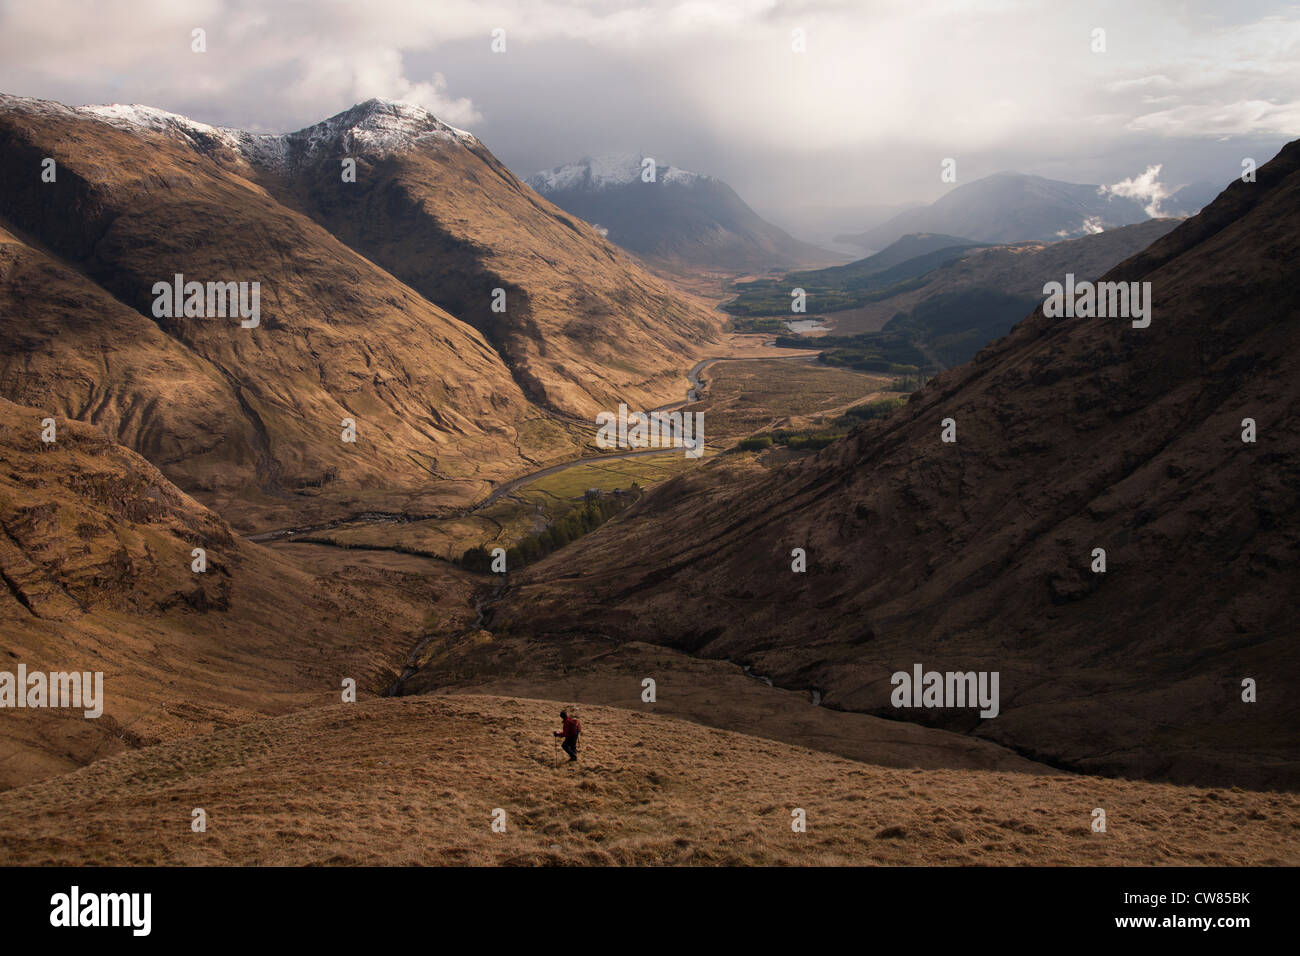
[1,695,1294,866]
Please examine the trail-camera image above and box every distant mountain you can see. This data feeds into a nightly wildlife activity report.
[726,222,1180,370]
[815,219,1183,367]
[1165,180,1224,216]
[838,172,1157,251]
[772,200,925,256]
[66,99,723,419]
[527,154,835,272]
[724,233,985,318]
[829,232,982,276]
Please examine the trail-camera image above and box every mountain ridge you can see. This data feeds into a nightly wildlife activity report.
[838,170,1181,251]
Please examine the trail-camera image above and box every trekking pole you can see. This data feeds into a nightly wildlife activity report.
[552,735,558,768]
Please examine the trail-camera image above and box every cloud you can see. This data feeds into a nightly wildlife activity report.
[1106,74,1177,93]
[1128,99,1300,138]
[286,53,482,127]
[1055,215,1106,239]
[0,0,1296,216]
[1100,165,1171,217]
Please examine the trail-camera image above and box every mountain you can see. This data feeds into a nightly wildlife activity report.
[802,220,1183,369]
[527,154,835,272]
[727,221,1180,373]
[772,200,926,257]
[724,233,986,318]
[0,95,718,528]
[1165,180,1224,217]
[881,220,1182,367]
[495,140,1300,789]
[838,172,1158,251]
[831,233,982,275]
[0,95,559,530]
[48,98,723,418]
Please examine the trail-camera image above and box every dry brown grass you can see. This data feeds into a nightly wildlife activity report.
[691,358,895,437]
[0,403,482,787]
[405,636,1049,774]
[1,695,1294,866]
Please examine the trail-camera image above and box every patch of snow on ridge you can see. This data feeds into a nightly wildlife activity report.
[286,99,477,160]
[0,93,76,118]
[76,103,289,166]
[27,97,475,168]
[528,153,710,192]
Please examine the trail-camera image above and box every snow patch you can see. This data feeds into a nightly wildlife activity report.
[1,95,477,169]
[528,153,710,193]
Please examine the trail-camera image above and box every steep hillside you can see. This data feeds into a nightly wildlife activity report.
[875,220,1182,365]
[72,99,724,418]
[495,141,1300,789]
[2,695,1294,865]
[528,154,833,273]
[269,109,724,417]
[0,95,587,529]
[0,399,474,788]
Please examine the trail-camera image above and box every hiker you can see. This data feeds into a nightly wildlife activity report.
[554,708,581,762]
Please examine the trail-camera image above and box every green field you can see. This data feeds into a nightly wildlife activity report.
[304,450,710,560]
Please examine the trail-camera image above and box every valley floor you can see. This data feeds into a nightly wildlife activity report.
[1,696,1295,866]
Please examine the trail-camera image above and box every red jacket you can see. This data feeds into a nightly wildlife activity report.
[558,717,581,740]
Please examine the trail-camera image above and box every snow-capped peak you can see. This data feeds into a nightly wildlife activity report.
[1,95,477,168]
[527,153,709,193]
[286,99,477,158]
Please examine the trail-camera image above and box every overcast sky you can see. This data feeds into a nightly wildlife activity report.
[2,0,1296,237]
